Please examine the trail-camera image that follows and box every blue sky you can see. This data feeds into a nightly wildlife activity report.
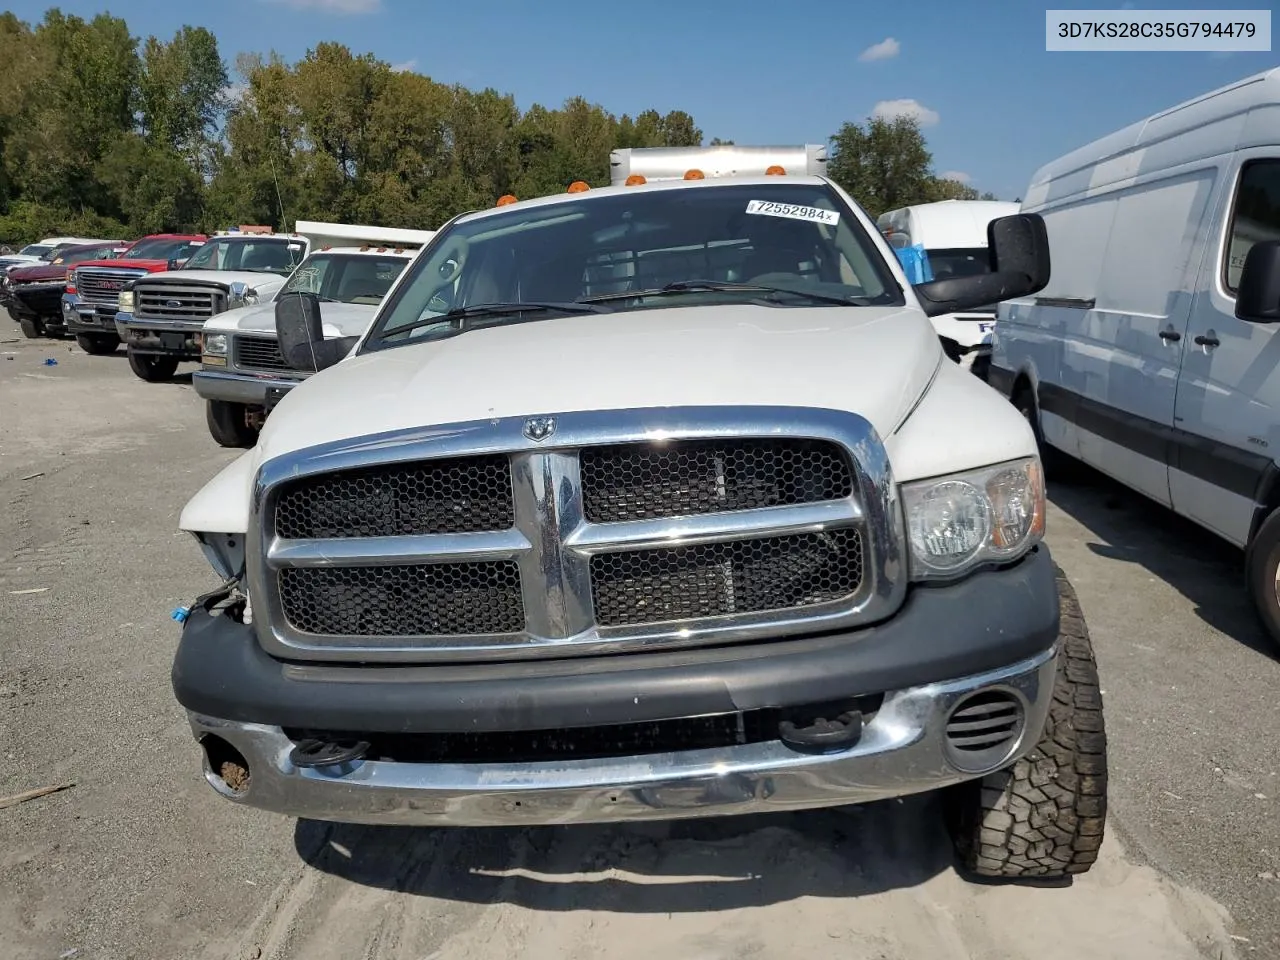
[9,0,1277,199]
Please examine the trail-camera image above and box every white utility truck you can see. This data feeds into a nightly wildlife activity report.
[170,147,1109,881]
[989,66,1280,651]
[193,239,430,447]
[877,200,1022,379]
[117,221,428,383]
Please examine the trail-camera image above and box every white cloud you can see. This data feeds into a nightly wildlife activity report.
[939,170,971,183]
[859,37,900,62]
[265,0,382,13]
[222,82,248,103]
[391,59,418,73]
[871,98,940,127]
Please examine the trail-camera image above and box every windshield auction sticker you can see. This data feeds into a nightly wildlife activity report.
[745,200,840,225]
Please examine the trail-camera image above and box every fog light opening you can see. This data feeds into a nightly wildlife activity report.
[200,734,251,797]
[943,688,1026,774]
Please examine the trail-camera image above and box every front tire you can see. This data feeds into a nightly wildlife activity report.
[206,400,258,448]
[127,347,179,382]
[19,316,43,339]
[1013,385,1077,482]
[1244,507,1280,651]
[76,333,119,355]
[944,565,1108,878]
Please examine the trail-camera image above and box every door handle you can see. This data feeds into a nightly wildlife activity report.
[1194,333,1220,347]
[1159,328,1181,342]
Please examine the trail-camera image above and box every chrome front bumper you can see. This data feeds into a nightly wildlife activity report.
[186,645,1058,827]
[192,369,301,404]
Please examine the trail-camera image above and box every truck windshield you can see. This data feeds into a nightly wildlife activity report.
[20,244,52,258]
[279,253,410,305]
[924,247,992,280]
[126,237,205,261]
[367,181,904,349]
[183,236,303,275]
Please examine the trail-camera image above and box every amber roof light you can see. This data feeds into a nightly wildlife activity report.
[625,174,646,186]
[567,180,590,193]
[684,169,705,180]
[765,165,786,175]
[496,194,518,206]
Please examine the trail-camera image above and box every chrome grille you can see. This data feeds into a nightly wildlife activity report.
[248,407,905,663]
[590,529,865,626]
[580,438,853,522]
[77,268,146,306]
[232,335,288,372]
[135,281,224,322]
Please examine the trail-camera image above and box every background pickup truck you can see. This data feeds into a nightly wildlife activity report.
[5,240,126,340]
[66,233,209,357]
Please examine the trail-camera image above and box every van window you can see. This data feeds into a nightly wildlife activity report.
[1224,159,1280,293]
[924,248,991,280]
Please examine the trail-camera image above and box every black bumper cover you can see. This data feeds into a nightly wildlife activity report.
[172,545,1060,735]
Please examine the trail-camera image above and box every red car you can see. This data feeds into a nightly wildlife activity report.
[66,233,208,354]
[5,240,128,339]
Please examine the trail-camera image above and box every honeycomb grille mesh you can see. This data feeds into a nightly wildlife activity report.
[273,455,514,539]
[589,529,864,627]
[579,438,853,523]
[278,562,524,636]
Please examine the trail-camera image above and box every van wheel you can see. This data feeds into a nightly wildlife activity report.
[127,347,179,382]
[1013,386,1076,481]
[19,316,43,339]
[76,333,119,355]
[1244,508,1280,651]
[943,564,1108,878]
[206,400,259,448]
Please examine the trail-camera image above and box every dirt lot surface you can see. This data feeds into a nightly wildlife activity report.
[2,335,1277,960]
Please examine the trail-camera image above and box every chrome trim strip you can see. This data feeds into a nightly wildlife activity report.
[186,645,1057,827]
[267,529,530,567]
[564,499,861,554]
[246,405,906,663]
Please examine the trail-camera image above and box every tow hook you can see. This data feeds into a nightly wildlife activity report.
[289,738,371,769]
[778,711,864,753]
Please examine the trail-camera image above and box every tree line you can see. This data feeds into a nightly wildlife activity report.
[0,8,994,245]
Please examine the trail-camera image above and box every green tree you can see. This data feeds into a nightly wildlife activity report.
[828,115,934,218]
[138,26,228,176]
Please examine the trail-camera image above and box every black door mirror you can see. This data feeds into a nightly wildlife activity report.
[912,213,1051,317]
[1235,240,1280,323]
[275,291,354,373]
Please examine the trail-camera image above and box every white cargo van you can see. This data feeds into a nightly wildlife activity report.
[878,200,1021,377]
[988,66,1280,650]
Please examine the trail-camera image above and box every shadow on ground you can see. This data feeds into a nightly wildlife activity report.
[1047,464,1276,659]
[295,795,962,911]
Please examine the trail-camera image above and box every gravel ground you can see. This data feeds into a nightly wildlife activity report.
[1,335,1277,960]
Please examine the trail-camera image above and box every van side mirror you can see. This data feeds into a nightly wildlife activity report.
[912,213,1051,318]
[275,292,354,373]
[1235,241,1280,323]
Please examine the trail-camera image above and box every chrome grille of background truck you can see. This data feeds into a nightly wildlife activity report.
[245,406,907,663]
[231,335,289,372]
[134,282,225,322]
[77,268,147,307]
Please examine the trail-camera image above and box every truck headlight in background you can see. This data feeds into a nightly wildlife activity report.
[118,289,134,313]
[203,334,228,356]
[902,457,1045,580]
[228,281,258,309]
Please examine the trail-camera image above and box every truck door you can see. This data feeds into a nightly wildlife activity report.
[1172,153,1280,547]
[1074,167,1217,507]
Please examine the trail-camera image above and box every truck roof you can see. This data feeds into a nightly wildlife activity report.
[1025,65,1280,208]
[609,144,828,185]
[878,200,1022,249]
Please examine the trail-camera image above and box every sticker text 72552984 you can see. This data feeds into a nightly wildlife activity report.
[745,200,840,226]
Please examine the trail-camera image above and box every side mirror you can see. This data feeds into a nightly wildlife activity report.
[912,213,1051,317]
[275,292,354,373]
[1235,240,1280,323]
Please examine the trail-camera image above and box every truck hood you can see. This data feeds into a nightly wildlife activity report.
[135,269,288,291]
[204,300,378,337]
[8,263,67,284]
[255,304,942,463]
[77,258,169,272]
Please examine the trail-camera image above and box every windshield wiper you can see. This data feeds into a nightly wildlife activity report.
[376,300,611,342]
[579,279,871,307]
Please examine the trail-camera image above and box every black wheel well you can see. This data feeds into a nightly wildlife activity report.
[1249,463,1280,545]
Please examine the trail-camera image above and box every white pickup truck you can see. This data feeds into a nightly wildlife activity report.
[192,240,430,447]
[170,149,1108,881]
[116,221,429,383]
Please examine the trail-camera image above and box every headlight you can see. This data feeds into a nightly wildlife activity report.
[203,333,228,356]
[118,289,134,312]
[902,457,1045,580]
